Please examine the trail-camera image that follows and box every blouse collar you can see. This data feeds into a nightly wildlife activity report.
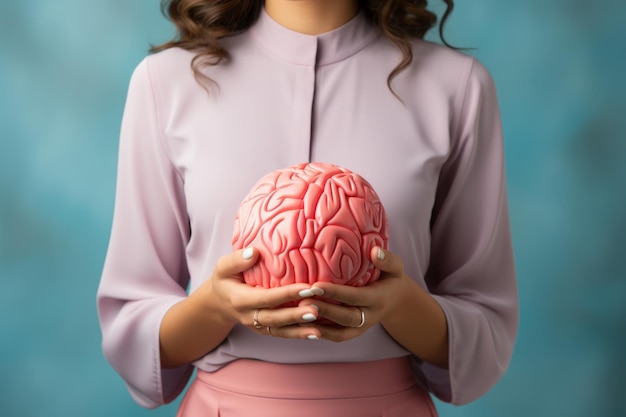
[249,8,380,66]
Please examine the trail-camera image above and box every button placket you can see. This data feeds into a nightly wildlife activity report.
[289,42,317,165]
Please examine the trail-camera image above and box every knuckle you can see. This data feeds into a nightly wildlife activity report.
[214,257,231,276]
[229,293,246,308]
[396,256,404,269]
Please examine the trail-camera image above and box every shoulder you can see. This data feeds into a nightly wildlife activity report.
[125,47,203,107]
[412,39,473,67]
[137,48,197,84]
[412,39,494,88]
[378,38,497,107]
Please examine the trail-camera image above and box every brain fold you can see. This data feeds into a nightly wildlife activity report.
[232,162,389,289]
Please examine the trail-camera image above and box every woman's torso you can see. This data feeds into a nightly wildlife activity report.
[145,10,473,371]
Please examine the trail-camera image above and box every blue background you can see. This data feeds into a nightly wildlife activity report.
[1,1,625,416]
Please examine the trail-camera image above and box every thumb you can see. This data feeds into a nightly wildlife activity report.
[215,247,259,277]
[370,246,403,276]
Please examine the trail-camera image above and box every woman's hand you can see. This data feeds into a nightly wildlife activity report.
[299,247,449,368]
[201,247,324,340]
[297,247,412,342]
[160,247,323,368]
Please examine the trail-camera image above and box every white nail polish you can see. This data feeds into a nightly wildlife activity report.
[242,247,254,260]
[311,288,325,296]
[302,313,316,322]
[299,289,314,298]
[377,248,386,261]
[307,335,319,340]
[310,304,320,311]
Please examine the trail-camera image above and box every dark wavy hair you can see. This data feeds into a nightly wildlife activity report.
[152,0,455,91]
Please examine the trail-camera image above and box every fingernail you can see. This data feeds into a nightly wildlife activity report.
[307,335,319,340]
[377,248,386,261]
[242,247,254,260]
[310,304,320,312]
[302,313,317,322]
[299,289,314,298]
[311,288,325,296]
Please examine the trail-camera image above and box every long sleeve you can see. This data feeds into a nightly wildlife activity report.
[420,58,519,405]
[96,58,193,408]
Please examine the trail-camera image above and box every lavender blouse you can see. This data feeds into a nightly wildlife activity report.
[97,9,518,409]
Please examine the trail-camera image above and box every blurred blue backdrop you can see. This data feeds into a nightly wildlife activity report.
[1,1,625,416]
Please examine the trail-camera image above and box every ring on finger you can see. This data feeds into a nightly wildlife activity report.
[355,307,365,328]
[253,309,264,329]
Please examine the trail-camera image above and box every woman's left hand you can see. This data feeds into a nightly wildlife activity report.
[298,247,412,342]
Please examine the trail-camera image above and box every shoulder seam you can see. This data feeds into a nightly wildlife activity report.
[144,56,186,181]
[450,56,476,142]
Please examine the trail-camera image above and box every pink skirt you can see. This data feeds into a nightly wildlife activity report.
[176,357,438,417]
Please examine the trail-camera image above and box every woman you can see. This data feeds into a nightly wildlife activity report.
[97,0,518,415]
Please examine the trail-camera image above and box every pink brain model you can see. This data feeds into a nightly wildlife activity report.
[232,162,389,288]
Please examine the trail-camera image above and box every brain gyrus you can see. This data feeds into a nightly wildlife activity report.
[232,162,389,288]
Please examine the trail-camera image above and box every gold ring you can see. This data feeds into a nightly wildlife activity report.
[355,307,365,328]
[253,309,263,329]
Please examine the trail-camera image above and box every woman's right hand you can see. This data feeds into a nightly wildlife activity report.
[201,247,324,337]
[160,247,322,368]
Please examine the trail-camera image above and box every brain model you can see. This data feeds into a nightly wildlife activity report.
[232,162,389,289]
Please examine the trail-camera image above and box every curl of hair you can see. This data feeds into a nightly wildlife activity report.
[151,0,455,93]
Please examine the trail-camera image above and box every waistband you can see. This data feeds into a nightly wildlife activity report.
[196,357,417,400]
